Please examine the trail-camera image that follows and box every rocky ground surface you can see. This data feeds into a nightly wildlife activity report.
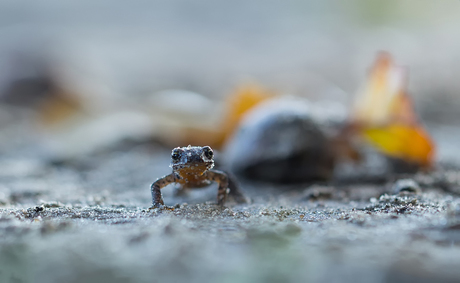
[1,137,460,283]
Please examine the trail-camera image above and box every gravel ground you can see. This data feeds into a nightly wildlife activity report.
[1,139,460,283]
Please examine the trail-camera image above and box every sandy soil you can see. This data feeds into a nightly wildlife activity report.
[1,139,460,283]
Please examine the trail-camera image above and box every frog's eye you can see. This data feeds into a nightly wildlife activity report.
[171,148,182,162]
[202,146,213,160]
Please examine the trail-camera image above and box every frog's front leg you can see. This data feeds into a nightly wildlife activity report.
[205,170,229,206]
[150,174,176,208]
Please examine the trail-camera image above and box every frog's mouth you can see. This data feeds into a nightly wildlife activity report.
[173,162,213,178]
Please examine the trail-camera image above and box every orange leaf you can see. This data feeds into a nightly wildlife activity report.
[38,88,82,126]
[350,52,435,168]
[165,84,274,149]
[351,52,413,125]
[362,124,435,167]
[217,84,274,147]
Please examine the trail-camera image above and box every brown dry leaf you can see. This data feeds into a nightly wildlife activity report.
[216,83,275,148]
[37,88,83,126]
[350,52,435,168]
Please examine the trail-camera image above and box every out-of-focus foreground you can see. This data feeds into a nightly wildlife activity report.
[1,1,460,283]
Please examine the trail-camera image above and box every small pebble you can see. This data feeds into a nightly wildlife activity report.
[391,179,421,195]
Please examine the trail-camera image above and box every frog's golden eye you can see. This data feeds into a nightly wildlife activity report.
[203,146,213,160]
[171,148,182,162]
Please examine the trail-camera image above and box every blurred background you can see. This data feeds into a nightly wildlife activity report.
[0,0,459,193]
[2,2,460,283]
[1,1,460,160]
[0,0,459,96]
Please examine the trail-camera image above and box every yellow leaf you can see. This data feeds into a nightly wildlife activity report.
[362,124,434,167]
[350,52,435,168]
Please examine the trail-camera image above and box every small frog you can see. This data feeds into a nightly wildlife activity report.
[150,145,246,208]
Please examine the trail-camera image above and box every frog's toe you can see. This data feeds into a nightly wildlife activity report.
[149,202,164,210]
[217,199,227,208]
[148,203,176,211]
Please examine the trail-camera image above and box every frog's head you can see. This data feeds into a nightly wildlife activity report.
[170,145,214,177]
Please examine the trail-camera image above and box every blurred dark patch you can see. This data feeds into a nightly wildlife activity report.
[387,157,426,174]
[302,186,336,201]
[1,77,53,107]
[391,178,421,195]
[420,93,460,124]
[10,191,44,204]
[225,99,335,183]
[239,152,334,183]
[386,259,459,283]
